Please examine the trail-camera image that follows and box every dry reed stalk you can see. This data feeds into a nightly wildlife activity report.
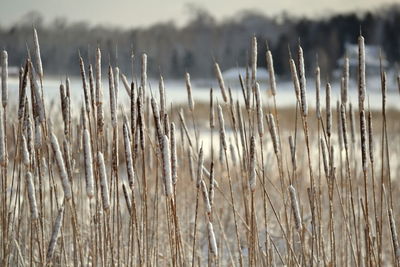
[289,185,302,231]
[122,183,132,214]
[83,129,94,198]
[88,64,96,113]
[120,72,131,96]
[340,104,348,152]
[201,180,211,215]
[0,108,5,166]
[188,148,195,182]
[114,67,119,100]
[1,50,8,108]
[46,207,64,261]
[98,151,110,210]
[214,62,228,102]
[209,162,215,209]
[26,172,38,219]
[50,132,72,200]
[196,145,204,187]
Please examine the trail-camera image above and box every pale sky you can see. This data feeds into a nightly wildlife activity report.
[0,0,398,28]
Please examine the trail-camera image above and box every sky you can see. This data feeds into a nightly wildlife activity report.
[0,0,398,28]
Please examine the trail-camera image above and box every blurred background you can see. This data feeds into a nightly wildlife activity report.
[0,0,399,83]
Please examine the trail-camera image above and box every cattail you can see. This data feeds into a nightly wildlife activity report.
[28,60,45,123]
[34,121,42,149]
[388,208,400,260]
[249,135,256,191]
[210,88,215,128]
[50,132,72,200]
[130,81,136,131]
[122,183,132,214]
[59,84,68,136]
[358,34,366,111]
[321,138,328,177]
[298,45,308,116]
[121,72,131,96]
[88,64,96,112]
[255,82,264,137]
[25,172,38,219]
[0,108,5,166]
[79,55,90,114]
[170,123,178,185]
[151,96,163,148]
[267,113,279,155]
[109,65,117,128]
[162,135,173,197]
[179,109,193,148]
[329,145,335,179]
[315,66,321,119]
[33,28,43,80]
[83,129,94,198]
[214,62,228,102]
[217,105,227,151]
[98,152,110,210]
[382,71,387,111]
[201,180,211,214]
[114,67,119,101]
[164,114,170,137]
[141,53,147,93]
[343,56,349,104]
[208,221,218,257]
[289,58,301,101]
[326,83,332,138]
[46,207,64,261]
[230,141,237,166]
[185,72,194,111]
[18,60,29,120]
[137,87,145,150]
[196,145,204,187]
[123,121,135,190]
[341,104,348,151]
[266,48,276,96]
[367,111,374,164]
[360,110,368,172]
[289,136,296,171]
[188,148,195,181]
[337,101,343,150]
[96,47,104,133]
[209,162,215,208]
[159,76,166,119]
[251,36,257,85]
[289,185,302,231]
[1,50,8,108]
[21,134,30,167]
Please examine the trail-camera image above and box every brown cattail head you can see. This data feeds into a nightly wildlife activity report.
[26,171,38,219]
[249,135,256,191]
[18,60,29,120]
[289,185,302,231]
[340,104,348,151]
[209,162,215,208]
[123,121,135,190]
[98,152,110,210]
[289,135,296,171]
[315,66,321,119]
[141,53,147,93]
[185,72,194,111]
[214,62,228,102]
[360,110,368,172]
[79,54,91,114]
[389,208,400,260]
[196,145,204,187]
[1,50,8,108]
[267,113,279,155]
[367,111,374,164]
[109,65,117,128]
[159,75,166,119]
[217,105,227,151]
[289,58,301,102]
[28,60,45,123]
[170,123,178,185]
[255,82,264,137]
[326,83,332,138]
[358,34,366,111]
[46,207,64,261]
[83,129,94,198]
[21,134,30,167]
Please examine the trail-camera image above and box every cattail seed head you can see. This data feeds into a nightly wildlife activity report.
[122,183,132,214]
[1,50,8,108]
[214,62,228,102]
[255,82,264,137]
[267,113,279,155]
[289,136,296,171]
[47,207,64,261]
[289,58,301,102]
[320,138,328,177]
[358,35,366,111]
[83,129,94,198]
[185,72,194,111]
[196,145,204,187]
[123,122,135,190]
[217,105,227,151]
[315,66,321,119]
[389,208,400,260]
[251,36,257,85]
[159,76,166,119]
[141,53,147,93]
[340,104,348,151]
[326,83,332,138]
[367,111,374,164]
[266,49,276,96]
[298,45,308,116]
[209,162,215,208]
[98,152,110,210]
[114,67,119,100]
[33,28,43,80]
[201,180,211,214]
[170,123,178,185]
[208,221,218,257]
[21,134,30,167]
[50,132,72,200]
[360,110,368,172]
[289,185,302,231]
[121,72,131,96]
[249,135,256,191]
[109,65,117,128]
[162,135,173,197]
[26,172,38,219]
